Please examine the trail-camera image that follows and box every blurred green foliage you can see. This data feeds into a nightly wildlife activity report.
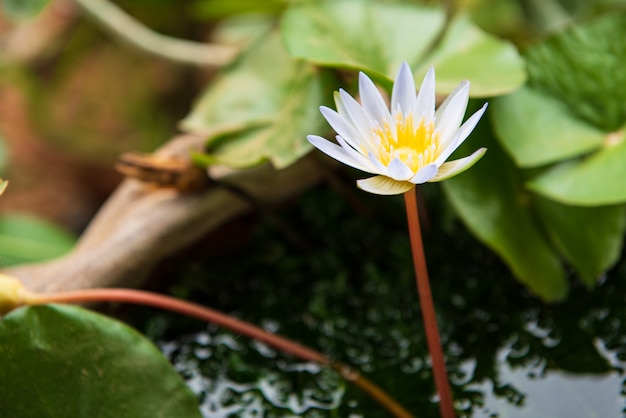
[0,215,75,267]
[0,134,75,266]
[2,0,50,20]
[190,0,286,19]
[182,30,335,169]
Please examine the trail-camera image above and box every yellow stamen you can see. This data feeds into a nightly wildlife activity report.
[372,113,440,172]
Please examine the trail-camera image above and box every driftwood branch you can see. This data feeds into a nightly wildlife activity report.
[4,134,327,293]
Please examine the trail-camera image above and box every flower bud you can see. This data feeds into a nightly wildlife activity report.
[0,274,27,315]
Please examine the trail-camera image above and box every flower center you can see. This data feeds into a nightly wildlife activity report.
[372,113,440,172]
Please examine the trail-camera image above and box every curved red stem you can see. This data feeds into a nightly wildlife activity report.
[25,288,414,418]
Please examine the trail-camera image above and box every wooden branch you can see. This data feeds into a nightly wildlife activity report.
[4,134,327,293]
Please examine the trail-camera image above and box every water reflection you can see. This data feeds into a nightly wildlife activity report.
[159,326,344,417]
[472,344,623,417]
[145,187,626,417]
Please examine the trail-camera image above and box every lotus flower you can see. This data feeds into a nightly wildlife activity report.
[307,63,487,195]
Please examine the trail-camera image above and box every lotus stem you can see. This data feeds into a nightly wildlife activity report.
[404,188,455,418]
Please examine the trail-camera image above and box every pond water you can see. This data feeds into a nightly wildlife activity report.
[138,186,626,417]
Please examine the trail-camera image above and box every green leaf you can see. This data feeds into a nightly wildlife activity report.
[491,85,606,167]
[281,0,525,96]
[417,14,527,97]
[282,1,443,80]
[532,197,626,287]
[527,133,626,206]
[211,14,276,48]
[2,0,50,20]
[525,13,626,131]
[442,112,567,301]
[0,215,75,267]
[0,304,202,418]
[180,30,334,169]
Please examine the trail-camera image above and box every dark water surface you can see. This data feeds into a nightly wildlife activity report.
[140,186,626,417]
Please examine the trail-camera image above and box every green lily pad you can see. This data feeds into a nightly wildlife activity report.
[181,30,333,169]
[442,112,567,301]
[532,196,626,287]
[0,304,201,418]
[527,133,626,206]
[491,85,605,167]
[281,1,442,82]
[525,13,626,132]
[418,14,527,97]
[0,215,75,267]
[281,0,525,96]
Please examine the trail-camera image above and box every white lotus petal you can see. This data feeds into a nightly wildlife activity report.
[339,89,377,146]
[413,66,435,121]
[359,72,391,124]
[429,148,487,182]
[409,163,439,184]
[320,106,372,153]
[335,136,379,174]
[357,175,415,195]
[368,152,389,175]
[307,135,372,172]
[387,158,414,181]
[435,81,470,146]
[434,103,488,166]
[456,103,488,143]
[391,62,416,115]
[435,80,469,122]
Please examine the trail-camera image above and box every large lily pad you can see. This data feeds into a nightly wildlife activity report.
[525,13,626,132]
[532,197,626,287]
[442,114,567,301]
[420,14,527,96]
[181,30,333,169]
[281,0,525,96]
[281,1,443,82]
[499,11,626,206]
[527,133,626,206]
[0,304,201,418]
[491,85,605,167]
